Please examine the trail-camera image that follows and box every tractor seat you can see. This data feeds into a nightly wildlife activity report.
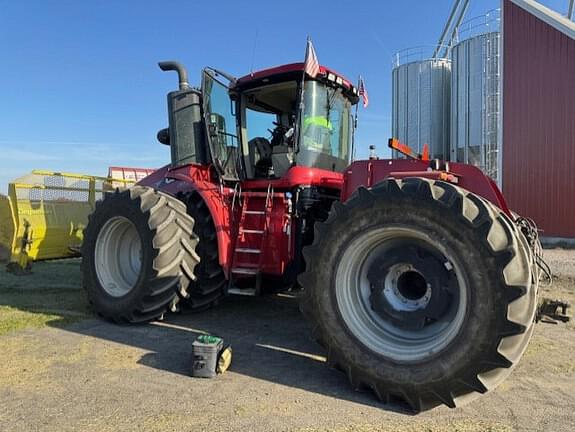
[249,137,274,177]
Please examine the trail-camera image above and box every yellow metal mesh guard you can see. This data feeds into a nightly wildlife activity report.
[2,170,142,272]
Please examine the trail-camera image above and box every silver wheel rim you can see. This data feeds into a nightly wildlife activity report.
[335,226,468,362]
[95,216,143,297]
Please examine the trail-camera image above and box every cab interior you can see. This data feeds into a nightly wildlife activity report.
[239,81,298,179]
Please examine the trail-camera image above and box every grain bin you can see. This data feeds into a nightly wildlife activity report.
[392,48,451,160]
[451,11,501,183]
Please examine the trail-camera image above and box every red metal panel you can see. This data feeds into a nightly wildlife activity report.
[138,164,237,275]
[503,0,575,238]
[342,159,512,216]
[235,63,354,91]
[241,166,343,191]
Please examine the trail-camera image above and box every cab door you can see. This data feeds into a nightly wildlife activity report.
[202,69,240,181]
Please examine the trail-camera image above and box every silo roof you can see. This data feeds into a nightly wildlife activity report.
[509,0,575,40]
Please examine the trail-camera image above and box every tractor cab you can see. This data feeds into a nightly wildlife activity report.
[175,63,360,182]
[231,64,358,180]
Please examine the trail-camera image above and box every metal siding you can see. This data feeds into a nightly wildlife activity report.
[503,0,575,238]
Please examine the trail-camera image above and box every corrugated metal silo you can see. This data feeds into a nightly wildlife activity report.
[392,50,451,160]
[451,11,501,183]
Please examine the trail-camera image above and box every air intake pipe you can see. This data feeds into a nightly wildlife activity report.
[158,61,190,90]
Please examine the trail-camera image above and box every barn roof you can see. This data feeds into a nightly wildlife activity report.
[509,0,575,40]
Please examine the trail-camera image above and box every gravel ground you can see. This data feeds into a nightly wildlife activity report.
[540,249,575,279]
[0,249,573,432]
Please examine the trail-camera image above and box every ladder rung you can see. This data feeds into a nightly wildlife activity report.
[244,210,265,215]
[234,262,259,268]
[235,248,261,254]
[231,268,258,275]
[242,191,281,198]
[241,229,264,234]
[228,287,257,296]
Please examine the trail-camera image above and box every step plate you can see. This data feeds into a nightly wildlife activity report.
[241,229,264,234]
[235,248,261,254]
[231,267,258,275]
[228,287,257,296]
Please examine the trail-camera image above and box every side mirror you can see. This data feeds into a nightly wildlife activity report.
[157,128,170,145]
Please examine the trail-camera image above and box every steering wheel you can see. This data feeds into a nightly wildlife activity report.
[268,122,292,147]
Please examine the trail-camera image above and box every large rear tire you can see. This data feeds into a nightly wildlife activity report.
[82,186,199,323]
[299,177,537,412]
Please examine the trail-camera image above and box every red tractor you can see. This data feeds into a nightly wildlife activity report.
[82,60,539,411]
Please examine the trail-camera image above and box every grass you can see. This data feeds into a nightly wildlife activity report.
[0,259,91,335]
[0,307,79,335]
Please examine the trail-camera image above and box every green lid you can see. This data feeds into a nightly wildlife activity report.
[197,335,222,345]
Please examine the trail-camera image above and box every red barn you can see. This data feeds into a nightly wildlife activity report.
[502,0,575,240]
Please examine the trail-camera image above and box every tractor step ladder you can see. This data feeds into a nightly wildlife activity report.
[228,184,274,296]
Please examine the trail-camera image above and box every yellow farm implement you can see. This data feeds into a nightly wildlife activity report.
[0,168,153,274]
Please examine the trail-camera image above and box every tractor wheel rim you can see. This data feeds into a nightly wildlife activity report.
[335,226,468,362]
[95,216,142,297]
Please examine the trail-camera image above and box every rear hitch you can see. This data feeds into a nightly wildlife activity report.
[536,298,571,324]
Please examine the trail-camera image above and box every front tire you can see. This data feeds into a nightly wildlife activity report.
[82,186,199,323]
[299,178,537,411]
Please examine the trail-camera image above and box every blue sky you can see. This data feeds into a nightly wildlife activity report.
[0,0,568,193]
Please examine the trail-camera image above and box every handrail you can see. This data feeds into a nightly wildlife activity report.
[454,8,501,43]
[32,169,135,184]
[392,45,451,67]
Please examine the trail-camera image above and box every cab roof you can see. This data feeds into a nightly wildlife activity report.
[233,62,359,104]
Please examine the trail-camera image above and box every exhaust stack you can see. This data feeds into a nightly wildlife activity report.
[158,61,190,90]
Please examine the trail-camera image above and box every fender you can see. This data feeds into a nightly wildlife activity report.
[138,164,235,275]
[342,159,512,217]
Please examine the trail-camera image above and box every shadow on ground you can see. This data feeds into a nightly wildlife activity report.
[0,260,408,413]
[63,293,409,413]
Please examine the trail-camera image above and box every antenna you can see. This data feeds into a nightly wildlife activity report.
[568,0,574,20]
[250,29,259,76]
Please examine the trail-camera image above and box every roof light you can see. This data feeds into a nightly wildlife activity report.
[327,73,336,81]
[336,76,343,85]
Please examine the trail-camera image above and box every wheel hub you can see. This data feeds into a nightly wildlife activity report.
[380,264,432,313]
[335,227,468,362]
[367,244,456,330]
[397,269,429,302]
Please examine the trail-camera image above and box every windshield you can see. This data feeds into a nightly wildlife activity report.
[297,80,353,172]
